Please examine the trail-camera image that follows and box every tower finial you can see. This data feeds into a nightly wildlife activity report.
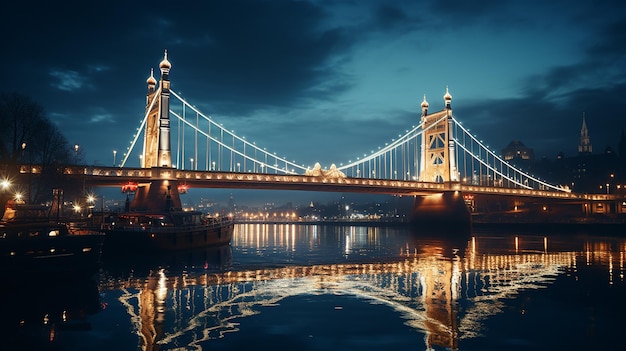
[421,94,429,116]
[146,68,157,87]
[159,49,171,71]
[421,94,429,108]
[443,86,452,109]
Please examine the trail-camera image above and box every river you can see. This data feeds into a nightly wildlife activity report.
[3,223,625,350]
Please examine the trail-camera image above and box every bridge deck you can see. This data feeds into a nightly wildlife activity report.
[20,165,618,201]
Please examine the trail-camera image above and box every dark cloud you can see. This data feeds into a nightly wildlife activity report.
[2,0,362,165]
[4,1,354,116]
[428,0,511,27]
[588,19,626,56]
[430,0,504,16]
[523,16,626,99]
[462,7,625,158]
[459,81,626,159]
[152,1,354,113]
[372,4,413,31]
[49,70,86,91]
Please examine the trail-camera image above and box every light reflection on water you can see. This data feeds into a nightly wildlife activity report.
[5,224,626,350]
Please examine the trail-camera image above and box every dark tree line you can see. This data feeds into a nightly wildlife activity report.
[1,92,77,214]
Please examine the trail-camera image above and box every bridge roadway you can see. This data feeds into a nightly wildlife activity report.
[21,164,618,203]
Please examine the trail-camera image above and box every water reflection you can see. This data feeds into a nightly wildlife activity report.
[1,275,101,350]
[92,224,626,350]
[100,244,232,278]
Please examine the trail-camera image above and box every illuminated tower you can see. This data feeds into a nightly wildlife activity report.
[142,69,158,168]
[419,87,459,182]
[578,113,592,155]
[142,50,173,168]
[157,51,172,168]
[419,95,429,176]
[131,51,181,212]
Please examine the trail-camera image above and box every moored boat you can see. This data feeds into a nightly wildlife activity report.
[102,211,234,252]
[0,220,105,276]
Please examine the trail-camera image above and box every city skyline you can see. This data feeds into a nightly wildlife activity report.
[3,1,625,174]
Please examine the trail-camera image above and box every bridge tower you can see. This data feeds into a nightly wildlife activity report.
[419,88,459,183]
[412,89,468,229]
[142,50,173,168]
[131,51,181,212]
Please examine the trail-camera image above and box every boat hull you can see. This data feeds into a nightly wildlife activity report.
[103,221,234,252]
[0,224,104,276]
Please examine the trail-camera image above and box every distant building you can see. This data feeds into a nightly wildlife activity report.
[578,113,592,155]
[522,113,624,194]
[502,140,534,161]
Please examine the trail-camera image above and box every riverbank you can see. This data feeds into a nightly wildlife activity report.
[235,217,626,235]
[234,219,409,227]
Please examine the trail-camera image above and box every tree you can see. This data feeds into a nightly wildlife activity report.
[0,92,75,215]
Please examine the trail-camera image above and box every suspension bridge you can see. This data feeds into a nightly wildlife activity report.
[20,52,626,222]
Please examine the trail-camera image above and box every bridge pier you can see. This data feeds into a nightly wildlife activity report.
[410,191,471,232]
[130,178,182,212]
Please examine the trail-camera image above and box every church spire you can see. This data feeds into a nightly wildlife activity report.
[578,112,592,155]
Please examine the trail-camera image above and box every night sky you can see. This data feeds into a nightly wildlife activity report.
[3,1,626,205]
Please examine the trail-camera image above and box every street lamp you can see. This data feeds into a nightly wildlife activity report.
[87,195,96,219]
[113,150,117,167]
[237,162,241,172]
[74,144,79,164]
[190,158,194,170]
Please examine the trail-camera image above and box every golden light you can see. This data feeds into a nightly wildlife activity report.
[73,204,81,213]
[1,179,10,189]
[14,192,23,201]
